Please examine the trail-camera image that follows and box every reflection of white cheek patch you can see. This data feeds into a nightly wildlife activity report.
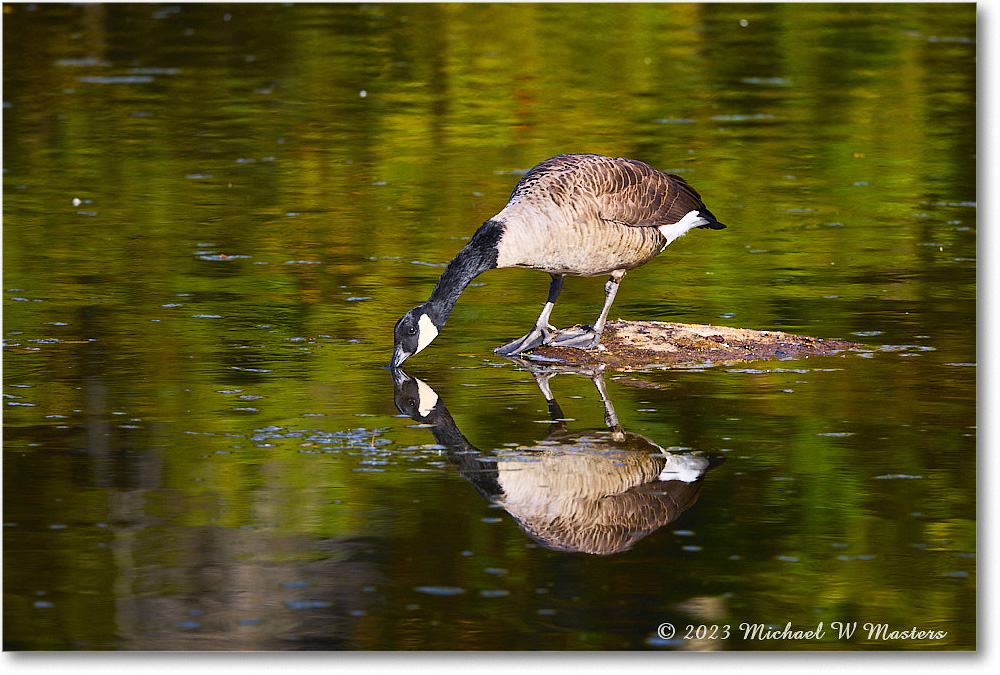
[415,378,439,417]
[415,313,438,354]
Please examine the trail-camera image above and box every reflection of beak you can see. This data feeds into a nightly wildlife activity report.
[390,345,411,368]
[390,366,412,388]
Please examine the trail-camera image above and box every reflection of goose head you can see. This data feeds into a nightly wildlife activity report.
[392,367,442,422]
[390,366,718,555]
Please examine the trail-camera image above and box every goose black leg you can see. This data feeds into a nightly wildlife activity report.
[495,273,565,356]
[549,270,625,350]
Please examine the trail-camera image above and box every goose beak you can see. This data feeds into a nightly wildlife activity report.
[390,345,411,368]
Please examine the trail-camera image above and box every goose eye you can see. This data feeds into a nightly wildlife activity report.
[408,326,417,335]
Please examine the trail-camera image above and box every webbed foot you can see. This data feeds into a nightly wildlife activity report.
[548,325,603,350]
[494,325,555,356]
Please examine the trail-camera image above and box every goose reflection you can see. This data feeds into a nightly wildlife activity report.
[392,364,718,555]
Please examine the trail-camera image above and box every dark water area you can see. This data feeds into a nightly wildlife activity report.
[3,3,975,651]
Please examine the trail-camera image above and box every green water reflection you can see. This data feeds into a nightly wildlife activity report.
[3,3,975,650]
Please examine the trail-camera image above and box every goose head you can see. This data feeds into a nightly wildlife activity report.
[391,305,440,367]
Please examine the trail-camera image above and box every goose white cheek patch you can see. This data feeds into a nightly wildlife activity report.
[415,313,439,354]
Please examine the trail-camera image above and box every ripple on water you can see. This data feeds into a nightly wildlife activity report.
[414,586,466,596]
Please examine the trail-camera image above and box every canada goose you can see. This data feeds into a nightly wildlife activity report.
[390,153,726,367]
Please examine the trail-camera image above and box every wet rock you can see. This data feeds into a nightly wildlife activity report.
[528,320,860,370]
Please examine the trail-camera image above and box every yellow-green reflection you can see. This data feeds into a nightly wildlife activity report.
[3,3,974,651]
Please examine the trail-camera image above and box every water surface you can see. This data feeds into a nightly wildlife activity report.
[3,3,975,650]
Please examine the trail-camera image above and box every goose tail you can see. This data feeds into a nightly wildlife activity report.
[696,208,726,230]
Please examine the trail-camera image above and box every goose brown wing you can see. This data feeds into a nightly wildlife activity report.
[591,155,710,228]
[506,153,717,228]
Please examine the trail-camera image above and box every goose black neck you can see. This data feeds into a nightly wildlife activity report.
[424,219,503,325]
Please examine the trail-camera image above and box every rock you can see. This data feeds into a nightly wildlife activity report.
[527,319,860,370]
